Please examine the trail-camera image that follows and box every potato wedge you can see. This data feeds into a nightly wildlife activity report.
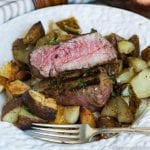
[117,40,135,54]
[80,107,96,128]
[117,97,134,123]
[1,97,23,123]
[52,105,67,124]
[64,106,80,124]
[56,17,81,34]
[121,84,130,96]
[128,57,148,73]
[101,98,118,118]
[97,116,120,128]
[116,67,135,84]
[1,97,45,129]
[12,39,33,64]
[129,35,140,57]
[0,61,19,79]
[23,90,57,120]
[101,97,134,123]
[130,68,150,98]
[52,105,80,124]
[6,80,30,96]
[141,46,150,62]
[23,21,45,44]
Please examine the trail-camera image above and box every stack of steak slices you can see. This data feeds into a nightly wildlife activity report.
[30,32,117,111]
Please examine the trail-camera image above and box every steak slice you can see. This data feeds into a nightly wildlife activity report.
[34,68,113,112]
[30,32,117,77]
[55,69,113,111]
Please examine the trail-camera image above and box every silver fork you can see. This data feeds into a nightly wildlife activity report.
[31,123,150,144]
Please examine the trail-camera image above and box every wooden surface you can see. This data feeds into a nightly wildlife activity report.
[33,0,150,18]
[33,0,68,9]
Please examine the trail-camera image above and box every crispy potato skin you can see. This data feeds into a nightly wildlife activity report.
[12,39,33,64]
[97,116,120,128]
[129,35,140,57]
[1,97,23,118]
[56,17,81,34]
[79,107,96,128]
[22,92,57,120]
[23,22,45,44]
[141,46,150,62]
[1,97,46,129]
[101,97,134,123]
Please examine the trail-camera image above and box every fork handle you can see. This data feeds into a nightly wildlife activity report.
[95,127,150,134]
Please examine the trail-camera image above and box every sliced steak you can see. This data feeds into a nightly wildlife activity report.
[30,32,117,77]
[33,68,113,112]
[55,69,113,111]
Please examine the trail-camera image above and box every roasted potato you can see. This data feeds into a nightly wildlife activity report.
[12,39,33,64]
[80,107,96,128]
[0,61,19,79]
[5,90,13,101]
[117,40,135,54]
[141,46,150,62]
[101,98,118,118]
[22,90,57,120]
[97,116,120,128]
[101,97,134,123]
[64,106,80,124]
[15,70,31,81]
[56,17,81,34]
[52,105,80,124]
[23,22,45,44]
[128,57,148,73]
[130,68,150,98]
[103,59,123,76]
[121,84,130,96]
[1,97,45,129]
[0,84,4,93]
[116,67,135,84]
[117,97,134,123]
[52,105,67,124]
[6,80,30,96]
[129,96,140,114]
[129,35,140,57]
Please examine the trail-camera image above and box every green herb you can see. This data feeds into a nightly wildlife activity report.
[49,37,59,45]
[109,76,116,85]
[91,28,97,33]
[77,79,87,88]
[84,69,92,76]
[49,80,60,89]
[111,91,120,97]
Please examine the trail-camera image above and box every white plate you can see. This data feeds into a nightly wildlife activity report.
[0,4,150,150]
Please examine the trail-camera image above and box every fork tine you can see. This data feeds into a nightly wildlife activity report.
[32,130,80,139]
[31,126,80,133]
[32,123,81,128]
[33,135,82,144]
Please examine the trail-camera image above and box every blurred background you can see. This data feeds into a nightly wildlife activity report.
[33,0,150,18]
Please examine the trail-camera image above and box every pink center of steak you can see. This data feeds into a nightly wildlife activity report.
[30,32,117,77]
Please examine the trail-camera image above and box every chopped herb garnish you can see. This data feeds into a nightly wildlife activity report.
[109,76,116,85]
[84,69,92,76]
[49,80,60,89]
[49,37,59,45]
[91,28,97,33]
[111,91,120,97]
[77,79,87,88]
